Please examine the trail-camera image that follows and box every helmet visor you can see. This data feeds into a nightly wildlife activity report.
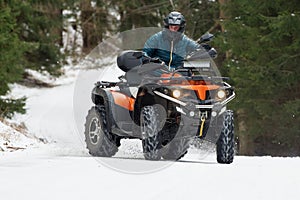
[168,16,182,25]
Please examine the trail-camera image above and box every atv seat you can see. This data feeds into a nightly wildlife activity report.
[125,67,142,85]
[117,50,168,85]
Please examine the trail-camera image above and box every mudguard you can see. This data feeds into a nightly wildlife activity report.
[92,86,138,137]
[91,87,115,133]
[133,83,170,126]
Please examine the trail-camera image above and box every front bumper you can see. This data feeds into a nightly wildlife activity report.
[153,88,235,142]
[153,90,235,113]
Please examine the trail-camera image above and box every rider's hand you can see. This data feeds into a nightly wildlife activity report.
[151,57,163,63]
[201,43,212,51]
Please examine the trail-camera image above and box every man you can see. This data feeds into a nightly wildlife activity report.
[143,11,200,69]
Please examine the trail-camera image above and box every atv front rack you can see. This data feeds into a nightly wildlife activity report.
[95,81,118,88]
[144,74,230,83]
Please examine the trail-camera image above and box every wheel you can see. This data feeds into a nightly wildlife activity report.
[162,137,190,161]
[84,106,119,157]
[141,105,162,160]
[216,110,234,164]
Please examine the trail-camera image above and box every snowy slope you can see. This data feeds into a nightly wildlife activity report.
[0,120,40,152]
[1,60,300,200]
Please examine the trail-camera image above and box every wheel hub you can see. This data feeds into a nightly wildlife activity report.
[89,117,101,145]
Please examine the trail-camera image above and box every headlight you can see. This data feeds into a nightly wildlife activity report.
[172,89,181,98]
[216,90,226,99]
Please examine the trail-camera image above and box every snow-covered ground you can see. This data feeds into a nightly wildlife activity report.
[1,59,300,200]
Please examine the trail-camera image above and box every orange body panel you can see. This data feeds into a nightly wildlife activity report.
[160,73,220,100]
[180,85,220,100]
[111,91,135,111]
[160,73,182,84]
[110,73,219,108]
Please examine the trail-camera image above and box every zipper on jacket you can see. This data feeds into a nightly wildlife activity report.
[168,40,174,70]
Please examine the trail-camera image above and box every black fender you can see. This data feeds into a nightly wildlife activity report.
[91,87,115,133]
[133,84,168,126]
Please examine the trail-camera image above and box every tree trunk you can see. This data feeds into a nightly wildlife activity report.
[236,109,256,155]
[80,1,105,53]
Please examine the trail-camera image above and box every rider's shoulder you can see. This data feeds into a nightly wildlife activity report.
[181,34,199,46]
[152,31,163,39]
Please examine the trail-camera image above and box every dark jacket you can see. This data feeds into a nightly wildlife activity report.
[143,29,200,69]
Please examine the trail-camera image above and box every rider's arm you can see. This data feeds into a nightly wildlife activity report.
[183,35,201,55]
[143,32,160,57]
[185,35,217,58]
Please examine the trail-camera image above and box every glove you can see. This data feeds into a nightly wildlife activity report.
[208,48,217,59]
[151,57,163,63]
[201,43,212,51]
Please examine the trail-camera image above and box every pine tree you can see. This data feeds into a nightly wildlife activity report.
[1,0,67,117]
[109,0,170,32]
[16,0,64,75]
[219,0,300,155]
[0,0,26,118]
[79,0,111,53]
[176,0,219,39]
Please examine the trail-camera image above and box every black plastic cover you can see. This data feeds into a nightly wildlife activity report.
[117,50,143,72]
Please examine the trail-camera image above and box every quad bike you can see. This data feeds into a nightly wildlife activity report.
[84,33,236,164]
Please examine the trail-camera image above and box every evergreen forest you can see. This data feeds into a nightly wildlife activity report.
[0,0,299,156]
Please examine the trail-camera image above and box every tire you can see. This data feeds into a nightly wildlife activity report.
[216,110,234,164]
[84,106,119,157]
[162,137,190,161]
[141,105,162,160]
